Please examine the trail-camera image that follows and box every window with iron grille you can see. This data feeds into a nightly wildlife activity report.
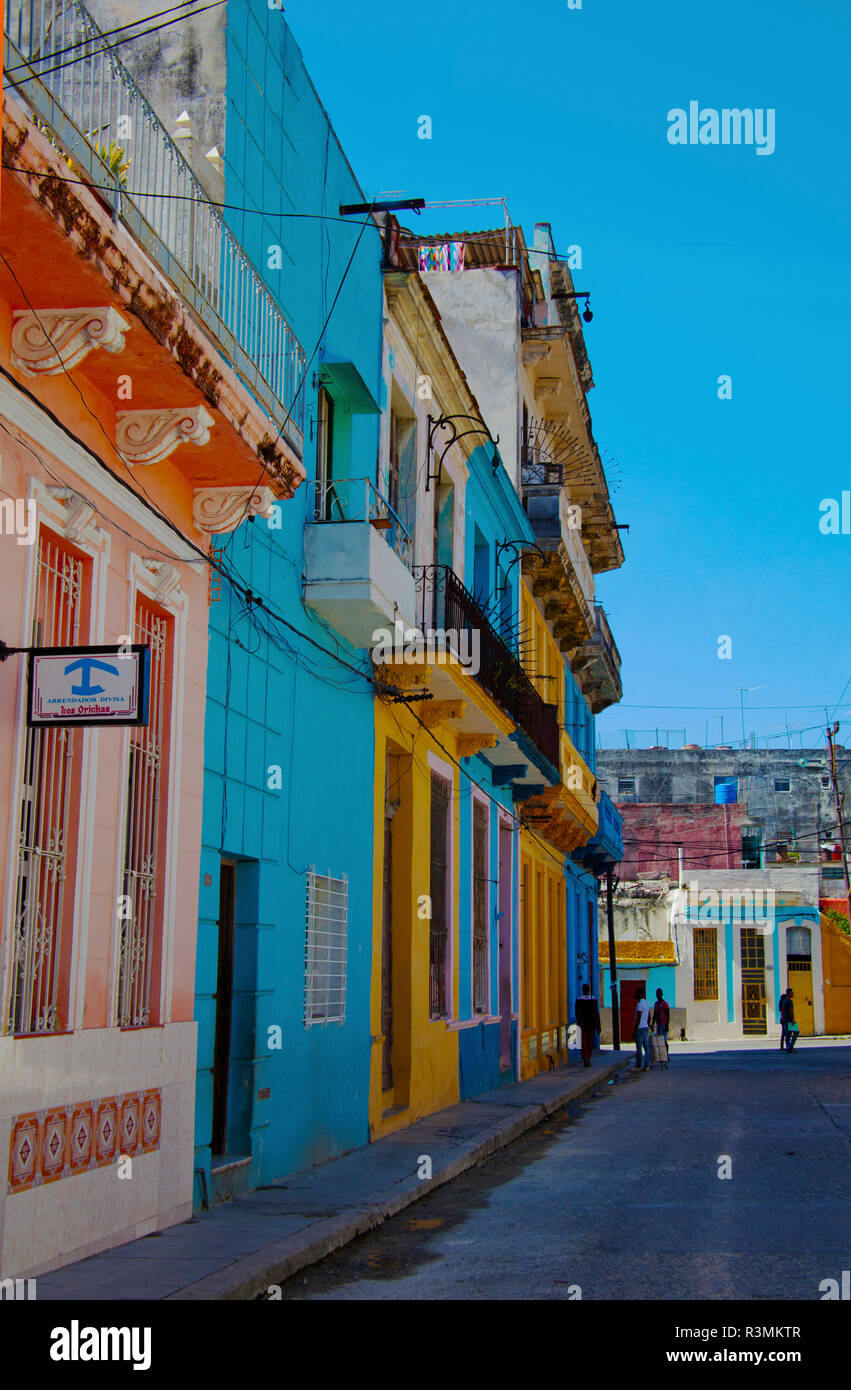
[617,777,636,797]
[693,927,718,1000]
[429,771,451,1018]
[774,778,791,792]
[472,799,489,1014]
[117,597,171,1028]
[740,927,765,971]
[304,869,348,1025]
[9,531,85,1035]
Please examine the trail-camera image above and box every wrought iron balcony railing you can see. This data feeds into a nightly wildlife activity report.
[313,477,413,569]
[520,454,563,487]
[413,564,559,768]
[5,0,306,448]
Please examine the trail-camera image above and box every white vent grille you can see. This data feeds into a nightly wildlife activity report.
[304,869,348,1026]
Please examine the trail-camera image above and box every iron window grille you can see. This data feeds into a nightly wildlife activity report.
[472,799,489,1014]
[430,772,451,1018]
[9,532,84,1035]
[304,869,348,1025]
[693,927,719,1001]
[117,598,170,1028]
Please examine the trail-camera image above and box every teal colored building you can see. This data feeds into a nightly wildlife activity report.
[193,4,385,1203]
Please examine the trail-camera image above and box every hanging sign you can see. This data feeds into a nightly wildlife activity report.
[26,644,150,727]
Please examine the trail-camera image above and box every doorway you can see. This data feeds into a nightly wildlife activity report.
[498,823,513,1069]
[619,979,645,1045]
[741,928,767,1035]
[382,757,400,1091]
[786,926,814,1035]
[212,861,236,1157]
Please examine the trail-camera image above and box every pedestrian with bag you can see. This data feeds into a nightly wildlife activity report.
[782,987,800,1052]
[779,989,788,1051]
[575,983,601,1068]
[633,987,652,1072]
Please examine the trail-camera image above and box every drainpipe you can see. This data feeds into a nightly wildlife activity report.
[605,869,620,1050]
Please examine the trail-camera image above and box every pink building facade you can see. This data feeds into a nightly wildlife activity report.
[0,91,303,1277]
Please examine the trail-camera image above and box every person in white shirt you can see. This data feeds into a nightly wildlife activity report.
[634,990,652,1071]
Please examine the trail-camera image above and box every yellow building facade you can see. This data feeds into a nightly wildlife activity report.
[517,580,599,1078]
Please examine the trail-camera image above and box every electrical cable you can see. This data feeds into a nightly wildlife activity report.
[0,164,387,233]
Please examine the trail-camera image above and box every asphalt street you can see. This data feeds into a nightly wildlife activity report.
[275,1041,851,1300]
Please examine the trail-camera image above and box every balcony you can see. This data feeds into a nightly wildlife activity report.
[304,478,416,648]
[572,791,623,874]
[520,460,597,656]
[413,565,559,769]
[571,606,623,714]
[4,0,305,455]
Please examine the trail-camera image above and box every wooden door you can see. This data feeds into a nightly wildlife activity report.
[381,809,394,1090]
[212,862,236,1157]
[619,980,644,1044]
[788,966,814,1035]
[498,824,513,1069]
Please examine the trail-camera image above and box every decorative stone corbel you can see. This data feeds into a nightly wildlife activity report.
[457,733,499,758]
[117,406,214,466]
[11,307,130,376]
[419,699,465,729]
[533,377,562,401]
[192,485,276,535]
[522,341,552,366]
[142,560,183,604]
[45,486,98,542]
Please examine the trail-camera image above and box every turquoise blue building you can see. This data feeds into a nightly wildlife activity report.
[193,3,384,1203]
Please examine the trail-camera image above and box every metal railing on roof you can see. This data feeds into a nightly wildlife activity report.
[4,0,305,451]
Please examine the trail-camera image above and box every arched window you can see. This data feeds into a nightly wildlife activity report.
[786,926,811,959]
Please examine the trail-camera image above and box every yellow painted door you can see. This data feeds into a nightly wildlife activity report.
[791,969,814,1034]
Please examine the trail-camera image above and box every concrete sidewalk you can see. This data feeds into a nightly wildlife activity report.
[34,1052,629,1301]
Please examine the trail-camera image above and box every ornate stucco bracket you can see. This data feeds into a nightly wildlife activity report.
[45,486,98,543]
[419,699,465,729]
[192,485,276,535]
[117,406,214,466]
[533,376,562,401]
[457,733,499,758]
[11,306,130,376]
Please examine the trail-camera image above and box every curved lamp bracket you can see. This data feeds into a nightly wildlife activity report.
[495,540,545,595]
[426,413,501,492]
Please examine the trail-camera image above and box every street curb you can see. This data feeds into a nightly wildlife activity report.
[167,1054,627,1301]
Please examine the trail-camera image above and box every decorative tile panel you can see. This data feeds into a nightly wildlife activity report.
[7,1089,161,1194]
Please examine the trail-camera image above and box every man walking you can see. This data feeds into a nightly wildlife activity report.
[634,988,652,1072]
[575,983,601,1068]
[651,988,670,1044]
[781,987,799,1052]
[779,989,788,1050]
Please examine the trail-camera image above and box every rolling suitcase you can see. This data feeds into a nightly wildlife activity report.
[650,1030,669,1070]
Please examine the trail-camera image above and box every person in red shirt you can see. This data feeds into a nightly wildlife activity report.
[651,988,670,1042]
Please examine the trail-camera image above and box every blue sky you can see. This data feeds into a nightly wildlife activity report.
[285,0,850,751]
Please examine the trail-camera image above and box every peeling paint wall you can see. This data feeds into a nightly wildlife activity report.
[87,1,227,198]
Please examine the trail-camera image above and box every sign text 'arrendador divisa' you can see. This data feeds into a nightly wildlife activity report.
[26,644,151,728]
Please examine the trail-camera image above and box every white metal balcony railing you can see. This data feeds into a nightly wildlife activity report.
[4,0,306,447]
[313,477,413,570]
